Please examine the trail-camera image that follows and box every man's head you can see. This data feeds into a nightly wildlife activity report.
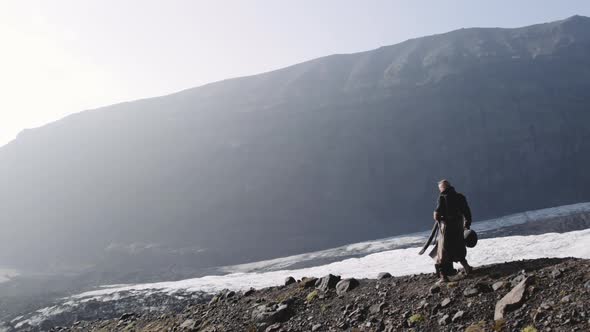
[438,179,451,193]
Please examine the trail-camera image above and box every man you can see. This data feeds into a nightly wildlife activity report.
[433,179,473,282]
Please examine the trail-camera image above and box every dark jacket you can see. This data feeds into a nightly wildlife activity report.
[434,186,472,228]
[433,186,472,263]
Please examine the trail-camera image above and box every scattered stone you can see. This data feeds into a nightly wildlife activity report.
[584,280,590,289]
[284,276,296,286]
[265,323,282,332]
[494,276,532,321]
[311,323,322,331]
[452,310,465,322]
[560,294,572,303]
[441,298,452,308]
[119,313,135,321]
[464,286,480,297]
[223,290,236,299]
[377,272,392,280]
[208,296,219,306]
[306,290,319,302]
[369,302,386,314]
[551,269,562,279]
[429,284,441,294]
[244,288,256,296]
[446,281,458,288]
[252,303,292,327]
[511,272,527,287]
[492,281,507,291]
[336,278,360,295]
[438,314,451,326]
[316,274,341,292]
[179,319,198,330]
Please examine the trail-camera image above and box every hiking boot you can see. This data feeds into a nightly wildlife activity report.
[438,275,450,283]
[461,261,473,275]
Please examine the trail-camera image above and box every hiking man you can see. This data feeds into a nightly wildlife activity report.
[433,179,473,282]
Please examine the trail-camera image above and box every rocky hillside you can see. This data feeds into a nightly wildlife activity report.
[26,257,590,331]
[3,15,590,278]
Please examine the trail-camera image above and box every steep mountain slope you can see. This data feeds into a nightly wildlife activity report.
[1,16,590,274]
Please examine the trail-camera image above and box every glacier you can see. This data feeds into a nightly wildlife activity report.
[12,202,590,329]
[74,228,590,300]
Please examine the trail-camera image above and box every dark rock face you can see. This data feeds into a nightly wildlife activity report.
[2,16,590,277]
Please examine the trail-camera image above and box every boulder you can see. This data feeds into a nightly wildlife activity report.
[244,288,256,296]
[336,278,360,295]
[316,274,341,292]
[300,277,318,288]
[377,272,392,280]
[494,276,532,321]
[284,276,296,286]
[252,303,292,327]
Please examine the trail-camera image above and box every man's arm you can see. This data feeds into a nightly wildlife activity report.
[461,195,472,229]
[434,196,443,222]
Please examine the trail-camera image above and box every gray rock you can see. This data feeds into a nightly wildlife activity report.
[336,278,360,295]
[369,302,386,314]
[284,276,296,286]
[311,323,322,331]
[452,310,465,322]
[429,284,441,294]
[494,276,532,321]
[438,314,451,326]
[551,269,562,279]
[316,274,341,292]
[180,319,198,330]
[560,295,572,303]
[463,286,479,297]
[377,272,392,280]
[265,323,282,332]
[492,281,506,291]
[223,290,236,299]
[252,303,292,326]
[441,298,452,308]
[244,288,256,296]
[584,280,590,289]
[119,313,135,321]
[510,272,527,287]
[300,277,318,288]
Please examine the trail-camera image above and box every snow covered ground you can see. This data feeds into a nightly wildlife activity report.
[220,202,590,273]
[74,228,590,300]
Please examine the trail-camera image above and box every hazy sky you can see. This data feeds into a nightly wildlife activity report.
[1,1,590,147]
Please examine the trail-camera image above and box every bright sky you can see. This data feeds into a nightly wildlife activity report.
[1,0,589,147]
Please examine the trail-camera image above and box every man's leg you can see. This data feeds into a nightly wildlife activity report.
[460,259,472,275]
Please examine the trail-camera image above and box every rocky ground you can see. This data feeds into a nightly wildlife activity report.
[18,257,590,331]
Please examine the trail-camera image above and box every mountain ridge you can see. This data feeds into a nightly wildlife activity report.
[1,15,590,276]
